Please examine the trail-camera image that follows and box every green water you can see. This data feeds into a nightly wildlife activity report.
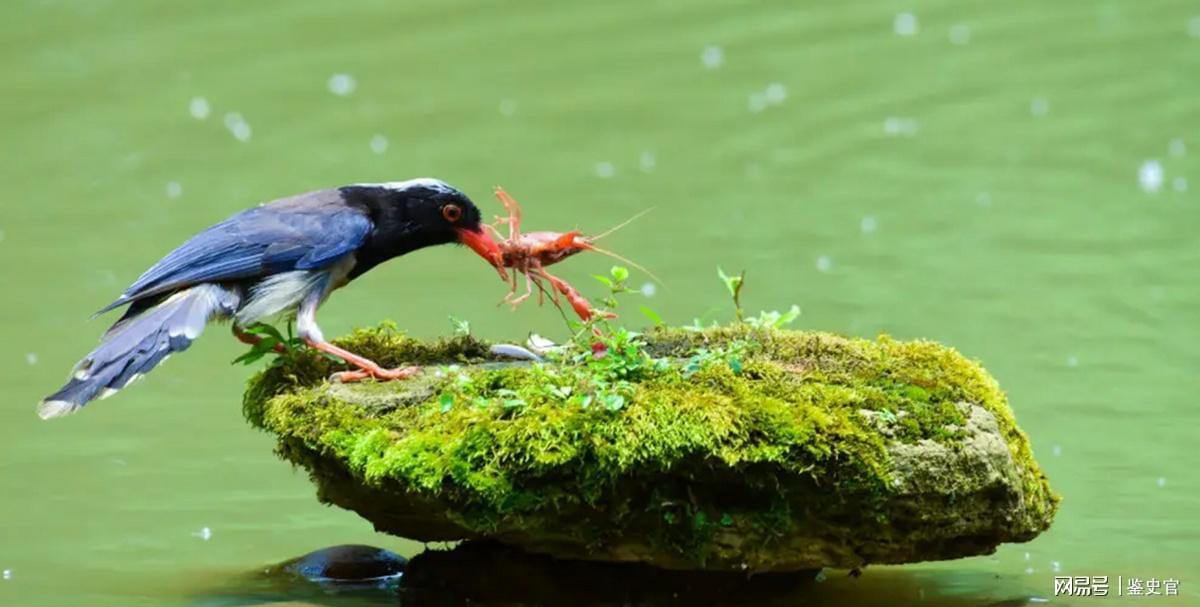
[2,0,1198,605]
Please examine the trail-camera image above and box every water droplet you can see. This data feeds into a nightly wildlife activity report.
[1052,444,1062,457]
[192,526,212,540]
[1066,355,1078,368]
[188,96,210,120]
[1139,159,1164,194]
[1156,477,1166,488]
[949,23,971,45]
[641,282,657,297]
[498,98,518,117]
[747,92,768,113]
[1030,97,1049,118]
[639,151,657,173]
[1025,567,1034,575]
[1174,177,1188,192]
[1024,552,1031,561]
[883,116,919,136]
[223,112,252,143]
[327,73,357,97]
[700,45,724,69]
[1189,16,1200,38]
[860,216,878,234]
[2,569,10,580]
[765,82,787,105]
[815,255,833,273]
[25,353,38,365]
[165,181,182,199]
[1052,561,1061,572]
[894,12,919,37]
[369,134,388,154]
[594,162,615,179]
[1168,138,1186,157]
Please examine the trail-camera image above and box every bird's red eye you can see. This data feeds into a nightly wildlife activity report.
[442,204,462,222]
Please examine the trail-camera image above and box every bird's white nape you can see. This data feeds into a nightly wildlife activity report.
[353,177,454,194]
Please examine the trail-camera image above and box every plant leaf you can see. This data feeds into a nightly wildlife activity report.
[716,266,735,297]
[728,356,743,375]
[603,393,625,411]
[448,316,471,337]
[777,304,801,327]
[639,305,663,325]
[232,337,281,365]
[610,265,629,284]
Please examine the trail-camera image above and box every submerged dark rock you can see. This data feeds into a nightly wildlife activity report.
[245,324,1058,571]
[273,544,406,583]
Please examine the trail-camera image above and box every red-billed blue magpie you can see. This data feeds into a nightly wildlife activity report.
[39,178,506,419]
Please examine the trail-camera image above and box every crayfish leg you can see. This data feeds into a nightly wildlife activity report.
[506,269,536,308]
[493,187,523,239]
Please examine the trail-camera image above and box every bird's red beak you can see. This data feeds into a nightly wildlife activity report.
[456,227,508,281]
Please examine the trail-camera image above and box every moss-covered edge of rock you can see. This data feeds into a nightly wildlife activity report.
[243,323,1058,567]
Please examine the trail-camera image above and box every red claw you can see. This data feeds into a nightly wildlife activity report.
[488,187,646,324]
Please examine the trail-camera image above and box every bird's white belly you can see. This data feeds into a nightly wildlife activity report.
[234,254,356,326]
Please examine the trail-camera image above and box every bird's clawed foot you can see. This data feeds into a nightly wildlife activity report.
[331,365,421,383]
[303,337,421,384]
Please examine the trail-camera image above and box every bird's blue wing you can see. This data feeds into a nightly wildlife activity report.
[97,201,371,314]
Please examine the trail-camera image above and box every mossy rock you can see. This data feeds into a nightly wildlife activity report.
[244,324,1057,572]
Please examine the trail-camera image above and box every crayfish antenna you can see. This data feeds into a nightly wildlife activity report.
[586,244,667,289]
[584,207,667,287]
[591,207,655,241]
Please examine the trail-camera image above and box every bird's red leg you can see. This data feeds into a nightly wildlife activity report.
[303,337,419,382]
[232,325,286,353]
[296,296,418,383]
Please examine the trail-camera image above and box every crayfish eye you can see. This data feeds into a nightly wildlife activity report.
[441,204,463,222]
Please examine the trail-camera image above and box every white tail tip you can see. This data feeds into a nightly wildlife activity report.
[37,400,82,420]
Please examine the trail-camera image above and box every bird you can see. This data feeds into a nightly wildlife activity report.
[39,178,507,420]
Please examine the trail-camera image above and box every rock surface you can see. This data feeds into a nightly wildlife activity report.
[244,324,1057,572]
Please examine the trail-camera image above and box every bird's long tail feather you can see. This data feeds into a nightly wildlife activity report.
[39,285,240,419]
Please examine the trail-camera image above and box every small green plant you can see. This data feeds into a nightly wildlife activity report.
[682,341,747,378]
[586,265,665,332]
[232,322,304,365]
[717,267,745,322]
[711,267,801,329]
[567,325,669,412]
[448,316,471,337]
[639,305,664,326]
[589,265,635,312]
[746,305,801,329]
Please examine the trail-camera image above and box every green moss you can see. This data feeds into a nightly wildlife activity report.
[242,322,492,426]
[245,323,1058,569]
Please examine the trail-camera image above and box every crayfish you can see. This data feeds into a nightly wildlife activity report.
[484,187,655,322]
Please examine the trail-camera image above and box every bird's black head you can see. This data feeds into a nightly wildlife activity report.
[339,178,506,279]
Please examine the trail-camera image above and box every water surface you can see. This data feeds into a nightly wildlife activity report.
[1,1,1197,605]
